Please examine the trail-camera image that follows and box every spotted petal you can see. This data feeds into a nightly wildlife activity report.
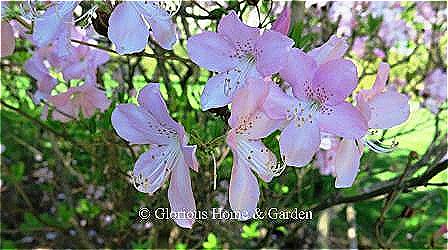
[132,144,174,194]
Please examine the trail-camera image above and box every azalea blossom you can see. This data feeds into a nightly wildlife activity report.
[108,1,177,54]
[263,48,367,167]
[422,68,447,113]
[334,62,410,187]
[271,4,291,35]
[48,75,110,122]
[111,83,198,228]
[187,11,294,110]
[61,36,109,81]
[227,77,282,220]
[32,1,79,57]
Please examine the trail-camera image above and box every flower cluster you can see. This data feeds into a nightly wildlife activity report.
[6,2,428,229]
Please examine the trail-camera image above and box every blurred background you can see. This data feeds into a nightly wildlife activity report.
[1,1,447,249]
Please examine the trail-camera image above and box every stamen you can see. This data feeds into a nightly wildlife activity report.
[365,139,398,153]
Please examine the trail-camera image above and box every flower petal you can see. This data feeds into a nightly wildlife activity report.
[146,15,177,50]
[1,21,15,57]
[279,49,317,100]
[108,2,149,55]
[255,30,294,76]
[367,90,410,129]
[187,32,238,72]
[271,5,291,35]
[232,137,277,182]
[32,1,78,48]
[334,138,362,188]
[229,158,259,220]
[358,62,390,100]
[201,65,259,111]
[218,11,260,45]
[280,120,320,167]
[311,59,358,105]
[182,145,199,172]
[137,83,180,131]
[132,144,173,194]
[111,104,173,145]
[308,35,348,65]
[168,156,196,228]
[318,102,368,139]
[263,83,297,120]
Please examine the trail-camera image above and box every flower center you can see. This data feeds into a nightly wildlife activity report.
[286,100,323,128]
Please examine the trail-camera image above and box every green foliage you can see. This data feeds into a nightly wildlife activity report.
[203,233,219,249]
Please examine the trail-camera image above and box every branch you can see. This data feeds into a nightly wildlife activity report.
[311,160,447,212]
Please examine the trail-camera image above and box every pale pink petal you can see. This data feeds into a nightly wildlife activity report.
[280,121,320,167]
[187,32,238,72]
[271,5,291,35]
[255,30,294,76]
[229,158,259,220]
[133,145,172,194]
[263,83,297,120]
[168,157,196,228]
[137,83,180,132]
[217,11,260,45]
[334,138,362,188]
[230,137,277,182]
[134,1,177,49]
[229,77,268,127]
[111,104,172,145]
[85,87,111,112]
[367,90,410,129]
[1,21,15,57]
[318,102,368,139]
[91,49,110,67]
[358,62,390,100]
[201,65,260,111]
[308,35,348,65]
[62,61,87,80]
[182,145,199,172]
[108,2,149,55]
[279,49,317,100]
[312,59,358,105]
[146,15,177,50]
[32,1,78,48]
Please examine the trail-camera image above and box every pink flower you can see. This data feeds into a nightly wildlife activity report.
[352,36,367,58]
[61,38,109,81]
[187,11,294,110]
[32,1,78,57]
[24,48,57,104]
[308,35,348,65]
[227,77,281,220]
[48,75,111,122]
[334,63,410,188]
[111,84,198,228]
[1,21,15,57]
[271,4,291,35]
[263,48,367,167]
[108,2,177,54]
